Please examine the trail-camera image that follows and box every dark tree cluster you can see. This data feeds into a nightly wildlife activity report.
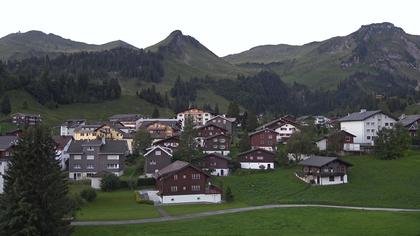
[170,76,200,112]
[137,85,165,106]
[0,47,164,105]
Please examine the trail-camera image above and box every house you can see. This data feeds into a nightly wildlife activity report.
[249,128,278,151]
[73,124,102,140]
[154,160,222,204]
[0,135,18,193]
[195,123,227,145]
[203,133,230,156]
[109,114,144,131]
[257,116,300,143]
[60,119,86,136]
[53,135,73,170]
[315,130,357,152]
[67,139,129,180]
[137,119,181,140]
[144,146,173,177]
[206,115,236,135]
[200,153,230,176]
[177,108,212,129]
[399,114,420,136]
[152,135,180,150]
[5,129,23,137]
[238,148,275,170]
[338,109,396,145]
[296,156,352,185]
[11,113,41,126]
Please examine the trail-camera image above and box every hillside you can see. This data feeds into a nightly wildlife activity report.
[0,30,137,61]
[224,22,420,88]
[146,30,249,81]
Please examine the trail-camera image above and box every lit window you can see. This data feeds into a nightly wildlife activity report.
[191,185,200,191]
[155,150,161,156]
[86,164,94,169]
[73,164,81,169]
[171,186,178,192]
[107,155,119,160]
[107,163,119,169]
[192,174,200,180]
[74,155,82,160]
[86,155,94,160]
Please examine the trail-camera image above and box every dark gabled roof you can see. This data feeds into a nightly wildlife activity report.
[248,128,278,136]
[338,110,396,122]
[144,145,173,157]
[256,116,299,130]
[195,123,228,132]
[67,139,128,154]
[204,133,229,140]
[137,119,181,131]
[316,130,356,142]
[0,136,18,151]
[109,114,143,121]
[399,115,420,127]
[53,136,73,149]
[207,115,236,123]
[298,156,352,167]
[237,148,275,157]
[154,160,210,179]
[203,153,231,161]
[152,135,180,145]
[74,124,102,132]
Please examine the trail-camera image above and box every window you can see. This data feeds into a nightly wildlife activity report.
[367,136,371,140]
[192,174,200,179]
[280,128,287,131]
[213,145,218,149]
[220,145,226,149]
[87,147,94,151]
[155,150,161,156]
[340,176,344,181]
[257,156,264,160]
[107,163,119,169]
[219,138,226,143]
[174,174,178,180]
[329,176,335,182]
[73,155,82,160]
[249,156,254,160]
[183,175,187,179]
[107,155,119,160]
[86,155,94,160]
[170,186,178,192]
[213,138,218,142]
[73,164,81,169]
[385,123,389,126]
[191,185,200,191]
[150,160,156,165]
[390,123,394,127]
[345,137,351,142]
[268,135,273,139]
[86,164,94,169]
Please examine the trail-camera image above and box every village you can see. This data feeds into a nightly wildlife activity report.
[1,108,417,206]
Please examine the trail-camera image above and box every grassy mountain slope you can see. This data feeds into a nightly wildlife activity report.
[147,30,250,82]
[224,23,420,89]
[0,30,137,61]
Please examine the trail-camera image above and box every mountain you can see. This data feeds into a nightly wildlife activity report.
[224,22,420,89]
[0,30,137,61]
[146,30,247,81]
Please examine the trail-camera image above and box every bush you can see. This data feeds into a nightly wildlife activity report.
[100,174,121,192]
[68,193,85,216]
[134,191,154,205]
[224,186,234,203]
[137,177,155,187]
[80,188,97,202]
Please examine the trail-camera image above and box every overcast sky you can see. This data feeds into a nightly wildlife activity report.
[1,0,419,56]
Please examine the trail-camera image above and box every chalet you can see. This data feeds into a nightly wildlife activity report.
[195,123,227,146]
[60,119,86,136]
[53,135,73,170]
[296,156,352,185]
[144,146,173,177]
[109,114,144,131]
[338,110,396,145]
[152,135,180,150]
[154,160,222,204]
[238,148,275,170]
[203,133,230,156]
[206,115,236,135]
[67,139,129,180]
[11,113,41,126]
[177,108,212,129]
[73,124,102,140]
[257,116,299,143]
[315,130,357,152]
[0,135,18,193]
[399,114,420,136]
[200,153,230,176]
[137,119,181,140]
[249,128,278,151]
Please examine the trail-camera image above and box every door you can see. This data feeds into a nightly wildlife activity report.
[317,176,320,184]
[221,169,224,176]
[73,173,76,180]
[267,164,271,169]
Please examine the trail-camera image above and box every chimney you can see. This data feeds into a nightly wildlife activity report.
[360,109,367,113]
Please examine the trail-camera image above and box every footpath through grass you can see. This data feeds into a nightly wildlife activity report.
[73,207,420,236]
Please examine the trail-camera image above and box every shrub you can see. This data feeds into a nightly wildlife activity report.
[224,186,234,203]
[134,191,154,205]
[80,188,97,202]
[137,177,155,187]
[100,174,121,192]
[68,193,85,216]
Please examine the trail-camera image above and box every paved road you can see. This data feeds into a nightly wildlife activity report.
[72,204,420,226]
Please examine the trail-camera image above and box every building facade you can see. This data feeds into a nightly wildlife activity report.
[249,128,278,151]
[200,153,230,176]
[177,108,212,128]
[297,156,352,185]
[238,148,275,170]
[144,146,173,177]
[203,133,230,156]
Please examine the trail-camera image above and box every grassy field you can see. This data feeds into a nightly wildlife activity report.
[73,207,420,236]
[75,190,160,221]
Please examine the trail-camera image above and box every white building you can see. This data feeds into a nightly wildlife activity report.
[256,117,300,143]
[0,136,18,194]
[338,110,396,145]
[60,119,86,136]
[177,108,212,129]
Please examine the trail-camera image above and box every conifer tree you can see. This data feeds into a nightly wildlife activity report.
[226,101,240,119]
[245,110,258,131]
[0,126,72,235]
[152,107,160,118]
[1,95,11,115]
[173,116,202,163]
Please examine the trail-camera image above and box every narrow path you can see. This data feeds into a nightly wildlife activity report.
[71,204,420,226]
[156,205,171,218]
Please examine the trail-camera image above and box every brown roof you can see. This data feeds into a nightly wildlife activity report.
[154,160,210,179]
[248,128,278,137]
[237,148,275,157]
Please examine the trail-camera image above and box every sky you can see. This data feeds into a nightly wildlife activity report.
[1,0,419,56]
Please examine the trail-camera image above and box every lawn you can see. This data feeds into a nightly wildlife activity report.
[221,150,420,208]
[74,189,160,221]
[73,207,420,236]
